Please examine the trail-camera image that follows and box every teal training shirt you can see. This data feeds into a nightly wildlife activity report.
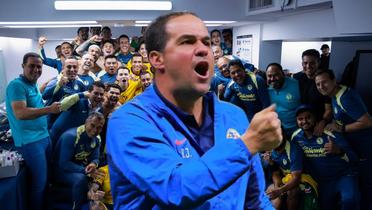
[5,76,49,146]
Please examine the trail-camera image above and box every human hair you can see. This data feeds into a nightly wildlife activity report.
[132,52,143,60]
[77,27,89,34]
[101,40,115,47]
[228,59,245,71]
[117,66,130,73]
[222,28,232,35]
[145,11,198,53]
[104,54,117,61]
[60,41,73,49]
[101,26,111,33]
[118,34,130,42]
[55,45,61,50]
[140,71,151,78]
[86,111,105,122]
[321,44,329,50]
[266,62,284,75]
[89,81,105,91]
[22,52,41,64]
[314,69,336,80]
[105,82,122,93]
[302,49,320,60]
[210,29,221,37]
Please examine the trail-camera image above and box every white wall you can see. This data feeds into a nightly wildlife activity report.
[281,41,331,73]
[233,24,261,67]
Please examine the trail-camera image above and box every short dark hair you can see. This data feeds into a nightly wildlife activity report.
[132,52,143,60]
[102,26,111,32]
[228,59,245,71]
[86,111,105,122]
[23,52,41,64]
[60,41,73,48]
[145,11,198,53]
[89,81,105,91]
[266,62,284,75]
[140,71,151,78]
[222,28,232,35]
[210,29,221,37]
[321,44,329,50]
[105,82,122,93]
[314,69,336,80]
[77,27,89,34]
[101,40,115,47]
[104,54,117,61]
[55,45,61,50]
[302,49,320,60]
[118,34,130,42]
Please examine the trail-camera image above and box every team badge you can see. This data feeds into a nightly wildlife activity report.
[286,93,293,101]
[83,80,89,86]
[90,140,96,148]
[282,159,287,165]
[334,107,338,114]
[226,128,241,139]
[247,84,253,90]
[74,84,79,90]
[316,137,323,145]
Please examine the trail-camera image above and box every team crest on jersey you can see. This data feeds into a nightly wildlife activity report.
[286,93,293,101]
[316,137,323,145]
[74,84,79,90]
[247,84,253,90]
[226,128,241,139]
[90,140,96,148]
[334,107,338,114]
[83,80,89,86]
[282,159,287,165]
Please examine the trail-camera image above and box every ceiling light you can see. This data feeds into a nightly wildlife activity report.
[4,24,101,28]
[205,24,222,27]
[55,1,172,10]
[204,21,236,24]
[0,21,97,25]
[135,20,152,24]
[134,24,149,27]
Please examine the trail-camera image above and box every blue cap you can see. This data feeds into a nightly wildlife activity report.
[295,104,314,117]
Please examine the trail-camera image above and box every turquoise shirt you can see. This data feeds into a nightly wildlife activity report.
[268,77,301,131]
[5,76,49,146]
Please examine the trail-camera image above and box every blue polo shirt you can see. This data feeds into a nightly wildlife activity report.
[333,85,372,160]
[100,72,117,84]
[154,85,214,154]
[290,129,357,181]
[268,77,301,132]
[116,52,133,65]
[5,75,49,146]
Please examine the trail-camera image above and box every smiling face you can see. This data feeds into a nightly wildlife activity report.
[152,14,213,98]
[61,43,72,57]
[81,54,94,72]
[85,116,105,138]
[296,111,316,131]
[131,55,143,75]
[302,55,319,79]
[140,72,152,89]
[63,58,79,80]
[119,37,130,54]
[315,72,337,97]
[22,56,43,83]
[229,65,245,85]
[266,65,284,89]
[104,57,118,75]
[102,42,114,57]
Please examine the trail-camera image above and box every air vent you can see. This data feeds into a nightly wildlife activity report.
[249,0,273,10]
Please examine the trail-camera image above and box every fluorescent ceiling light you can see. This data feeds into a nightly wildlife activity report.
[55,1,172,10]
[205,24,222,27]
[0,21,97,25]
[4,24,101,28]
[134,24,148,27]
[204,21,236,24]
[135,20,152,24]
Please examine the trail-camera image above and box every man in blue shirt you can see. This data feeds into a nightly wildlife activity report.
[266,63,301,138]
[223,59,270,121]
[78,53,97,89]
[5,52,61,210]
[107,12,282,209]
[116,34,133,65]
[210,56,231,96]
[99,55,119,84]
[315,69,372,210]
[53,112,105,210]
[290,105,359,210]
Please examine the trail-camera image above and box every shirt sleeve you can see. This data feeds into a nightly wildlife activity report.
[289,138,303,172]
[107,108,254,209]
[57,132,85,173]
[7,81,27,101]
[39,48,58,69]
[342,90,369,121]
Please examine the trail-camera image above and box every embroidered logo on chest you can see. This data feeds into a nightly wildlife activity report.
[226,128,241,139]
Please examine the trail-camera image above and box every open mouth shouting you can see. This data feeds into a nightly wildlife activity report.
[194,61,210,79]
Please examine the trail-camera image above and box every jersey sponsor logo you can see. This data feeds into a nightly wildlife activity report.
[237,92,256,101]
[316,137,323,145]
[282,159,287,165]
[175,138,187,146]
[226,128,241,139]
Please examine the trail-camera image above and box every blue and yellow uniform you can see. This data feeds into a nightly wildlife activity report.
[78,73,97,89]
[116,52,133,65]
[210,72,230,94]
[53,125,101,209]
[49,93,101,146]
[332,85,372,209]
[39,48,63,73]
[42,77,86,105]
[224,73,270,121]
[107,85,273,210]
[290,129,359,210]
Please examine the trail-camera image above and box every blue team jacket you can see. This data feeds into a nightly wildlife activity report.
[107,86,273,210]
